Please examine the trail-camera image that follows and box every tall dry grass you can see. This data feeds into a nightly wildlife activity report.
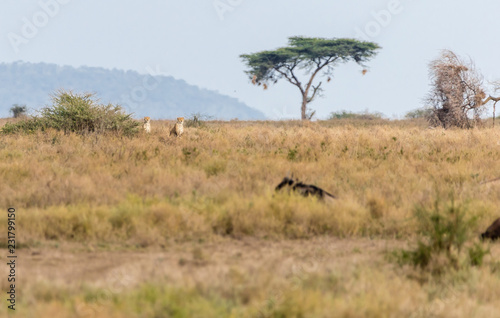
[3,239,500,318]
[1,118,500,245]
[3,118,500,317]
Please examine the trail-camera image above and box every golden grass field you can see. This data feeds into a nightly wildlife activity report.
[2,118,500,317]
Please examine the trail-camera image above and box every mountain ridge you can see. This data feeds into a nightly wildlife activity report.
[0,61,265,120]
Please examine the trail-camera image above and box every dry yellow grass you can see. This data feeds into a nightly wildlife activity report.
[1,119,500,244]
[2,118,500,317]
[1,239,500,317]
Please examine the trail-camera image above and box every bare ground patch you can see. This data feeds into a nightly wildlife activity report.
[4,238,402,291]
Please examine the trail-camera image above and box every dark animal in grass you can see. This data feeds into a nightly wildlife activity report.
[275,177,336,203]
[481,217,500,241]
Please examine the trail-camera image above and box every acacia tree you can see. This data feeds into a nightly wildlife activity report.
[426,50,500,128]
[240,37,380,120]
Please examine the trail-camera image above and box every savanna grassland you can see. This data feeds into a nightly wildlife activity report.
[2,118,500,317]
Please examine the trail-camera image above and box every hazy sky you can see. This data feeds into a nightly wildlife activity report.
[3,0,500,119]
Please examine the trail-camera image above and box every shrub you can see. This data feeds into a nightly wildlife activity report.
[287,146,299,161]
[41,90,139,135]
[328,110,384,120]
[468,242,489,267]
[396,196,488,275]
[404,108,433,119]
[1,90,139,135]
[1,117,48,134]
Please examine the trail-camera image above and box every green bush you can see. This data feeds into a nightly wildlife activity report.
[287,146,299,161]
[41,90,139,135]
[468,242,489,267]
[2,90,139,136]
[1,117,48,134]
[396,196,489,275]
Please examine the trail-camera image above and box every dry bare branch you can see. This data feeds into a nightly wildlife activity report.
[426,50,487,129]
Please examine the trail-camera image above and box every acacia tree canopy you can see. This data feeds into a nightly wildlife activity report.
[240,36,381,120]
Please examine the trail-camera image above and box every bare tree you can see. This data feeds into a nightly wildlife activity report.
[426,50,499,128]
[10,104,27,118]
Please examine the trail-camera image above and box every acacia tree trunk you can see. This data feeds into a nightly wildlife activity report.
[301,94,308,120]
[300,64,325,121]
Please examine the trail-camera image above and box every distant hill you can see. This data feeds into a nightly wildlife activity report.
[0,62,266,120]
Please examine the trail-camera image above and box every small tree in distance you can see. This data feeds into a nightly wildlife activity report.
[10,104,27,118]
[241,37,380,120]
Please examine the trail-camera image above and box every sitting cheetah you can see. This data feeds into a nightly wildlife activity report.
[143,116,151,133]
[169,117,184,137]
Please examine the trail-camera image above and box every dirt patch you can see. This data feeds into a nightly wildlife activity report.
[1,238,405,291]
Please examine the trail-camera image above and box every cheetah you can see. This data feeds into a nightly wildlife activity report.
[169,117,184,137]
[143,117,151,133]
